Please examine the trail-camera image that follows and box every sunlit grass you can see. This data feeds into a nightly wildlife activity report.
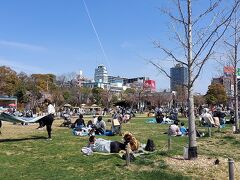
[0,114,239,179]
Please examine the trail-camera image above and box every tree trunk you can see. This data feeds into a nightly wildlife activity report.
[187,87,197,159]
[234,49,239,131]
[187,0,198,159]
[234,5,239,131]
[234,72,239,132]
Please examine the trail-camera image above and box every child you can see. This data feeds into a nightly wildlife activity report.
[180,122,188,135]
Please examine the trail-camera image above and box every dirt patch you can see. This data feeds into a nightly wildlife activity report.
[165,155,240,179]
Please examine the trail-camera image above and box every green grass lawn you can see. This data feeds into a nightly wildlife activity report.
[0,114,240,179]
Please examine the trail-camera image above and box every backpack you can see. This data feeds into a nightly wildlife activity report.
[145,139,155,151]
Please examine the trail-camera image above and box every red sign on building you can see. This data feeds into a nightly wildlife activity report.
[224,66,234,76]
[143,80,156,91]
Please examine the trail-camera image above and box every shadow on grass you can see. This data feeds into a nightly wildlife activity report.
[0,136,47,143]
[136,170,191,180]
[223,135,235,140]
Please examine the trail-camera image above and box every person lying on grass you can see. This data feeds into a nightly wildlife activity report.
[87,135,126,153]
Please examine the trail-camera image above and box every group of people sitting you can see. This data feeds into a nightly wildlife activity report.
[200,108,226,128]
[167,107,226,137]
[112,111,132,123]
[72,114,120,136]
[168,121,188,136]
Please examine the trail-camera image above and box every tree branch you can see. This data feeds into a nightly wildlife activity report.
[149,60,171,79]
[177,0,189,41]
[192,2,239,64]
[161,8,187,25]
[192,0,222,26]
[153,40,188,66]
[191,19,231,86]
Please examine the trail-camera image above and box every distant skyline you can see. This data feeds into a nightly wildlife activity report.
[0,0,231,94]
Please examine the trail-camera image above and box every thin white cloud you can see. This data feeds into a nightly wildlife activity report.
[0,40,46,51]
[0,58,46,74]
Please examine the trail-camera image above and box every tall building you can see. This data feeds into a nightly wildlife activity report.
[170,64,188,91]
[94,64,108,83]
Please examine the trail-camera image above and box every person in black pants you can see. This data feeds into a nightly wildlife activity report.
[37,99,55,139]
[110,141,126,153]
[88,135,126,153]
[37,114,54,139]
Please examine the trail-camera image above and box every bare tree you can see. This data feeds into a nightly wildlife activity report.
[57,72,77,87]
[150,0,239,159]
[222,0,240,132]
[175,85,188,106]
[101,88,112,109]
[148,92,173,108]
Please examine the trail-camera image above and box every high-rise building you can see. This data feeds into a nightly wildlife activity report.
[170,64,188,91]
[94,64,108,83]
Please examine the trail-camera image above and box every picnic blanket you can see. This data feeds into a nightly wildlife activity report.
[73,127,92,136]
[81,143,154,158]
[146,117,174,125]
[73,126,114,136]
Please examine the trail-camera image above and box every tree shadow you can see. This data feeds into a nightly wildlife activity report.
[0,136,47,143]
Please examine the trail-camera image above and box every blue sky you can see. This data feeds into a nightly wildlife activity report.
[0,0,231,94]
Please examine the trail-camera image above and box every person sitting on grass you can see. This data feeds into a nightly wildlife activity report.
[122,132,140,151]
[92,115,98,125]
[180,122,188,135]
[213,107,226,127]
[87,120,93,128]
[155,111,164,123]
[73,114,86,128]
[92,116,106,135]
[88,135,126,153]
[202,108,217,127]
[168,121,182,136]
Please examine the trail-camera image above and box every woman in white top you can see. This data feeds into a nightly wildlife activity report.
[37,99,55,139]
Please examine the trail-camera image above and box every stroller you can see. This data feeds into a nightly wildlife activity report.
[60,113,72,128]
